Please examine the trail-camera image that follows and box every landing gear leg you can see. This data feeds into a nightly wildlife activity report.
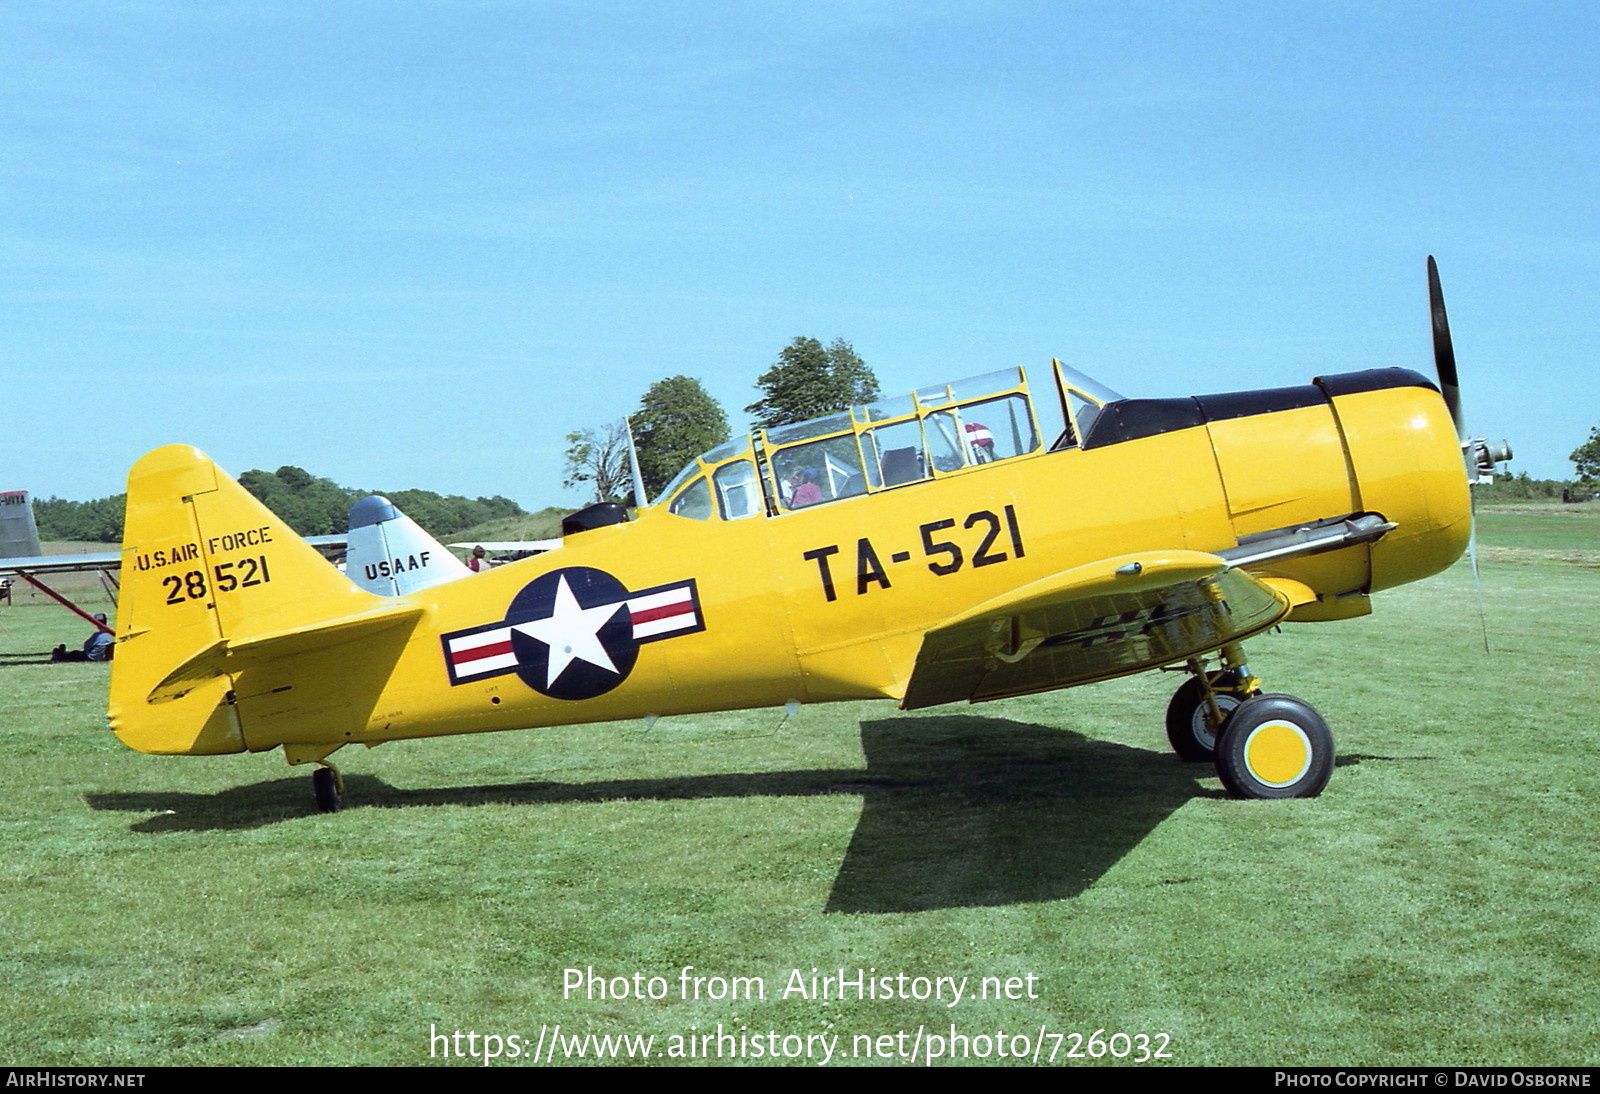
[311,763,343,814]
[1165,650,1259,762]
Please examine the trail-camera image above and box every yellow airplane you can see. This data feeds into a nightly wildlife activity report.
[108,259,1509,812]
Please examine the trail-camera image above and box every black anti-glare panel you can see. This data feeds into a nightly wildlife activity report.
[1313,367,1436,399]
[1079,367,1437,452]
[1194,384,1325,422]
[1080,398,1204,449]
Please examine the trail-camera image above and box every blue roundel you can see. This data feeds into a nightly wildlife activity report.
[502,567,642,701]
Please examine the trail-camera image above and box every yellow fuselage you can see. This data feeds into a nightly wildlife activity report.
[109,368,1469,762]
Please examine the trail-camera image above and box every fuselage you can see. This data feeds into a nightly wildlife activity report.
[108,365,1469,762]
[241,367,1466,756]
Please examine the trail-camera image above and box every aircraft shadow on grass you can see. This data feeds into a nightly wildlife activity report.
[85,714,1383,912]
[0,653,72,666]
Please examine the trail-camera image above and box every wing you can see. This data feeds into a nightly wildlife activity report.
[899,550,1310,710]
[0,549,121,574]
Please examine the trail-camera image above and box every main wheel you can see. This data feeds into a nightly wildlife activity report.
[1215,694,1334,799]
[1165,674,1243,763]
[312,766,343,814]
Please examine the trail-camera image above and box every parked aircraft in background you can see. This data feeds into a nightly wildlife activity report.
[344,496,472,596]
[0,490,119,633]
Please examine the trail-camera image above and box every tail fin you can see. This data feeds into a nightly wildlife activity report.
[345,495,472,595]
[110,446,420,758]
[0,490,43,559]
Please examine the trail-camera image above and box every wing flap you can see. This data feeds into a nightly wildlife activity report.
[900,550,1292,710]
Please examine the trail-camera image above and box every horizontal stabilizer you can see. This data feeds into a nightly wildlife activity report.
[447,539,563,554]
[148,600,423,703]
[0,550,121,575]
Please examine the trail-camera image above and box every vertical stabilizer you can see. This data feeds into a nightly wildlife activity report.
[0,490,43,559]
[345,495,472,595]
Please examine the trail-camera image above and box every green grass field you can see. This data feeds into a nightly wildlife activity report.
[1475,499,1600,561]
[1,509,1595,1066]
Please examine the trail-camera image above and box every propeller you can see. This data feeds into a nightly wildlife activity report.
[1428,255,1513,482]
[1426,256,1513,653]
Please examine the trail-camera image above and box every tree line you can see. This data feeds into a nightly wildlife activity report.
[1472,472,1594,502]
[33,470,525,543]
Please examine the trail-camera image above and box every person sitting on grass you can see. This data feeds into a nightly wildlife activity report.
[51,613,114,662]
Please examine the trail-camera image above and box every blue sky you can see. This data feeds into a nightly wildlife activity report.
[4,2,1595,507]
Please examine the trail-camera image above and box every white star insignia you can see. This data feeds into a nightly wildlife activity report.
[513,575,626,688]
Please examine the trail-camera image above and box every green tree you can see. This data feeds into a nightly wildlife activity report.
[746,337,879,431]
[1572,425,1600,482]
[633,376,730,497]
[238,466,356,536]
[378,489,526,538]
[28,473,526,545]
[562,420,634,504]
[823,337,878,410]
[32,495,125,542]
[273,465,315,491]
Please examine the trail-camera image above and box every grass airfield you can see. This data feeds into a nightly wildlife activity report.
[1,506,1596,1067]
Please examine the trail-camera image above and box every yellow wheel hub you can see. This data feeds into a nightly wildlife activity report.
[1243,721,1312,787]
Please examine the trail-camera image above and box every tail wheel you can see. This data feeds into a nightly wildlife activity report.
[1165,672,1244,763]
[1215,694,1334,799]
[311,766,343,814]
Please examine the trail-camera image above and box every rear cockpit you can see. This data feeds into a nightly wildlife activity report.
[654,362,1126,521]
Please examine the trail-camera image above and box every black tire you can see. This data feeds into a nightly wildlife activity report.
[1215,694,1334,800]
[1165,675,1242,763]
[312,767,342,814]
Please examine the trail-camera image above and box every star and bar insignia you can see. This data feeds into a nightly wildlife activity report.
[440,566,703,701]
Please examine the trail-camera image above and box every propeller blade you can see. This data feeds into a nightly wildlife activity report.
[1427,255,1465,438]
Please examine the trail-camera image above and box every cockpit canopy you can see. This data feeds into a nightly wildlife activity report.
[656,361,1123,522]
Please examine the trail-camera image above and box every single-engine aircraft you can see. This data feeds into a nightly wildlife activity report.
[107,259,1510,812]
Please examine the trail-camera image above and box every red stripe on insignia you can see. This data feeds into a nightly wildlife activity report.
[630,602,692,625]
[453,639,513,666]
